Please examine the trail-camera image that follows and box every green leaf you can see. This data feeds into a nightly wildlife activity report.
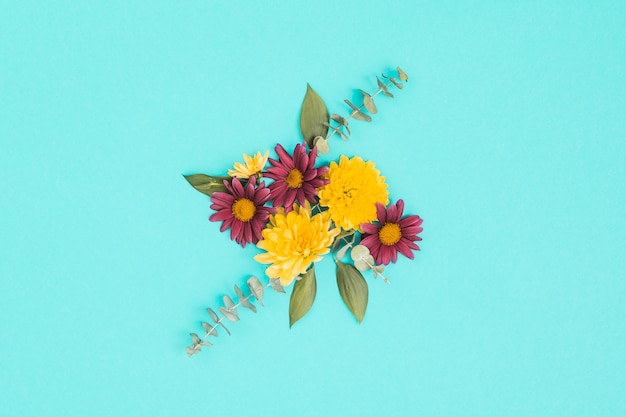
[336,261,369,324]
[300,84,329,148]
[289,265,317,328]
[183,174,230,197]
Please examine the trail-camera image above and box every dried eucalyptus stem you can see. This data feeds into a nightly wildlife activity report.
[320,66,409,147]
[186,276,285,356]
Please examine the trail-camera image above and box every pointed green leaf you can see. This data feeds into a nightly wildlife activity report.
[183,174,230,197]
[300,84,329,148]
[289,265,317,327]
[336,261,369,324]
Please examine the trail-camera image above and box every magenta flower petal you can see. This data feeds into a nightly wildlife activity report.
[266,143,326,210]
[387,202,399,223]
[375,202,387,224]
[395,239,415,260]
[361,223,380,234]
[359,199,423,266]
[209,177,275,248]
[273,144,294,168]
[399,215,422,227]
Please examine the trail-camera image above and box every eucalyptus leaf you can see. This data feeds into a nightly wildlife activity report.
[335,242,352,261]
[390,78,403,89]
[219,306,240,322]
[223,295,237,312]
[350,244,370,260]
[234,284,244,301]
[373,265,385,275]
[206,307,220,324]
[377,77,394,98]
[300,84,329,148]
[344,100,372,122]
[355,254,375,271]
[220,322,232,336]
[332,229,355,252]
[344,99,359,111]
[336,261,369,324]
[351,244,375,271]
[201,321,219,337]
[352,111,372,122]
[289,265,317,328]
[247,276,265,306]
[313,136,329,155]
[331,113,350,134]
[234,285,257,313]
[190,333,201,344]
[186,346,199,356]
[183,174,230,197]
[359,90,378,114]
[270,278,286,293]
[397,66,408,82]
[330,113,345,124]
[324,123,348,142]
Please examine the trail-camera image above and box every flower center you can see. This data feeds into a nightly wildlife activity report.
[231,198,256,222]
[378,223,402,246]
[286,169,304,188]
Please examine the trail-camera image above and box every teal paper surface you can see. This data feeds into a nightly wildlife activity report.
[1,1,624,416]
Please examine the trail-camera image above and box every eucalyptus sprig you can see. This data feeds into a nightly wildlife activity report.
[186,276,285,357]
[303,67,409,154]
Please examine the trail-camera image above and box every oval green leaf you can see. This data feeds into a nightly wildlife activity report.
[336,261,369,324]
[183,174,230,197]
[289,265,317,328]
[300,84,329,148]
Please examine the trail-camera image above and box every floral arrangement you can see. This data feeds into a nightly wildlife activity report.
[185,67,423,356]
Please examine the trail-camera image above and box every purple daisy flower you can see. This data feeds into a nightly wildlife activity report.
[359,199,423,265]
[264,143,328,210]
[209,176,275,248]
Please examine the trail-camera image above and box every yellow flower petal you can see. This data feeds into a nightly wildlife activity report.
[318,155,389,231]
[228,150,269,179]
[254,204,339,286]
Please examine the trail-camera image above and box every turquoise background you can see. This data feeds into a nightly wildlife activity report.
[1,1,625,415]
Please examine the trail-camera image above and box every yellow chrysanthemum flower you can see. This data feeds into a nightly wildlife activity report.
[228,151,269,179]
[254,202,339,286]
[317,155,389,231]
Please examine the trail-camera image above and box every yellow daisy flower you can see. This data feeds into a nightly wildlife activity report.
[317,155,389,231]
[254,202,339,286]
[228,151,270,179]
